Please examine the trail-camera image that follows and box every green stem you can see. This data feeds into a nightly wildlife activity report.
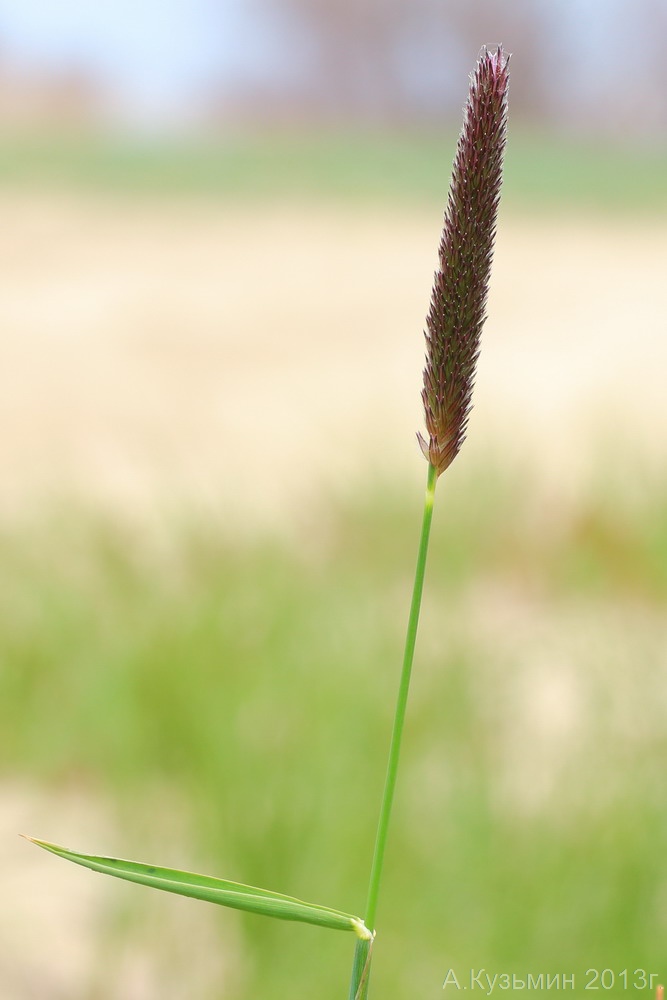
[348,462,438,1000]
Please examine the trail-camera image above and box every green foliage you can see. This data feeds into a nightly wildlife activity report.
[0,131,666,213]
[27,839,370,936]
[4,466,667,997]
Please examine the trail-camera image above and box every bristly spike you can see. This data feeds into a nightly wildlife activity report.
[421,46,509,477]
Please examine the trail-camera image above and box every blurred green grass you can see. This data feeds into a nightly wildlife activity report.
[2,465,667,997]
[1,130,666,213]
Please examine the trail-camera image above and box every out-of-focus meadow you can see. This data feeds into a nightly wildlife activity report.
[1,3,667,998]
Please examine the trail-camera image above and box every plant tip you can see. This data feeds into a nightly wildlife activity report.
[420,44,509,477]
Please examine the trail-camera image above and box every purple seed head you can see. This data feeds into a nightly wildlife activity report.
[419,45,509,477]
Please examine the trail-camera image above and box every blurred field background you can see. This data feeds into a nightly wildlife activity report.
[1,2,667,998]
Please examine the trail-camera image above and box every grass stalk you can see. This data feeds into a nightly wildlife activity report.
[348,43,509,998]
[348,461,438,1000]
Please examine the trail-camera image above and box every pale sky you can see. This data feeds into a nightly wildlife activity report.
[0,0,246,123]
[0,0,644,128]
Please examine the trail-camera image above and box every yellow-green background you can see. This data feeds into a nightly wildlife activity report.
[1,10,667,998]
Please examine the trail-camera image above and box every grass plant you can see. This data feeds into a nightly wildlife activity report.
[15,45,665,1000]
[24,46,509,998]
[349,47,509,999]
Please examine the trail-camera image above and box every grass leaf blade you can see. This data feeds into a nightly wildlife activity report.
[24,837,371,938]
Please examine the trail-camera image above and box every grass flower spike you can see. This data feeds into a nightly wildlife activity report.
[419,45,509,476]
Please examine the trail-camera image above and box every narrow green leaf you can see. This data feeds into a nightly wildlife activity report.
[23,837,371,939]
